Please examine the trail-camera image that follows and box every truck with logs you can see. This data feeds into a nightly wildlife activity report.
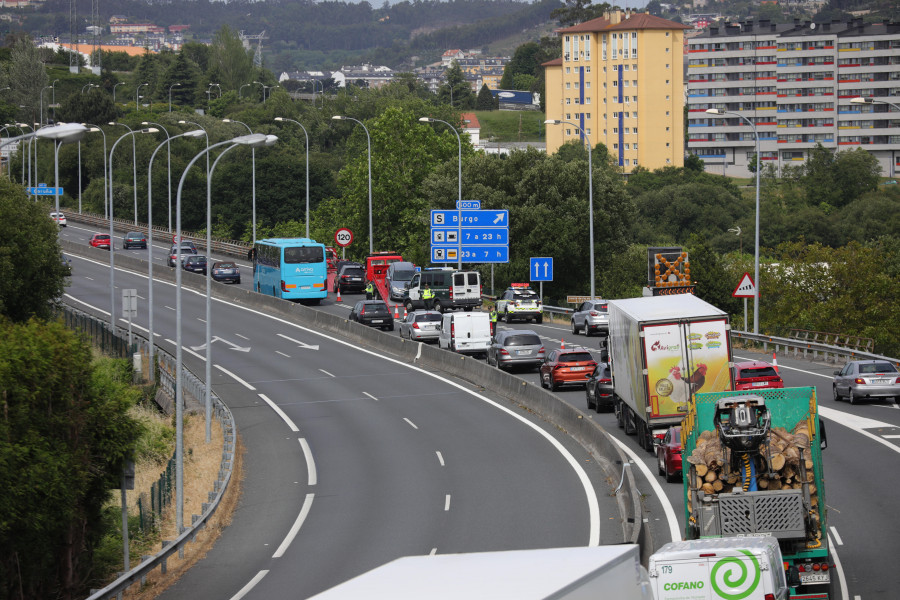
[608,295,734,451]
[681,387,833,599]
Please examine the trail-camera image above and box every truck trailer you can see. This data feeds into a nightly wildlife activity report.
[608,295,734,451]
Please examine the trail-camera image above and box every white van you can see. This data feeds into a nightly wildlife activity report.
[649,537,793,600]
[439,312,492,356]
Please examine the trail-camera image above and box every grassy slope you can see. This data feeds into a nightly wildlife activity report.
[472,110,546,143]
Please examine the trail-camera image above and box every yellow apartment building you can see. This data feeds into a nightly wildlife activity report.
[544,10,689,173]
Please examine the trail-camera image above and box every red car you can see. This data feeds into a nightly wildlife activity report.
[732,360,783,391]
[656,426,682,483]
[89,233,111,250]
[539,348,597,391]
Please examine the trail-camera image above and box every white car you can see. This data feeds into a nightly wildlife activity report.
[50,211,67,227]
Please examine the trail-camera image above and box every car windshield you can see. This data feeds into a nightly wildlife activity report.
[860,362,898,374]
[740,366,779,378]
[416,313,442,323]
[561,352,593,363]
[504,334,542,346]
[284,246,324,264]
[214,262,235,269]
[392,269,416,281]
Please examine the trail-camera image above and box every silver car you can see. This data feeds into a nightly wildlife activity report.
[487,330,545,371]
[398,310,442,342]
[571,299,609,336]
[833,360,900,405]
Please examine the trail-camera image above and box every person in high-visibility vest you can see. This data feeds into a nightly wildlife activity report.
[365,281,375,300]
[422,284,435,310]
[489,306,498,338]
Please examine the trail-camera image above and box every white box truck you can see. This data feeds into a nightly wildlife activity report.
[649,536,796,600]
[309,545,651,600]
[608,295,733,451]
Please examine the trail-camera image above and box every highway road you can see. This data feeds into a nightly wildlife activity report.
[62,248,620,599]
[60,220,900,599]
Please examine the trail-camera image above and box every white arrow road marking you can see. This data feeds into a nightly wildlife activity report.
[277,333,320,351]
[190,335,251,352]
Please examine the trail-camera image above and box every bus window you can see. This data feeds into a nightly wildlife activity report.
[284,246,324,264]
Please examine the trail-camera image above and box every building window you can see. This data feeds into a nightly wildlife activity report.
[586,128,591,135]
[625,128,630,134]
[566,82,571,89]
[566,129,571,136]
[586,66,591,73]
[603,129,607,134]
[566,98,571,104]
[586,82,591,89]
[634,128,638,134]
[566,113,571,120]
[634,143,638,150]
[586,98,591,104]
[566,67,571,74]
[613,112,618,117]
[574,82,579,89]
[633,80,638,86]
[666,32,670,37]
[586,113,591,119]
[665,79,669,84]
[667,159,671,164]
[613,143,618,149]
[613,127,618,133]
[666,142,670,147]
[625,143,630,150]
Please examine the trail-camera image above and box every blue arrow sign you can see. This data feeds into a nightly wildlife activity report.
[431,209,508,228]
[27,187,63,195]
[432,245,509,263]
[432,227,508,245]
[530,257,553,282]
[456,200,481,210]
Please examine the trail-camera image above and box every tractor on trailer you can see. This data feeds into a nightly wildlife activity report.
[607,295,734,451]
[680,388,834,599]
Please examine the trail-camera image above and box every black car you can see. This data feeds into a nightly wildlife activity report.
[182,255,208,275]
[211,261,241,284]
[585,362,614,412]
[349,300,394,331]
[168,242,198,267]
[60,254,71,275]
[334,264,366,294]
[123,231,147,249]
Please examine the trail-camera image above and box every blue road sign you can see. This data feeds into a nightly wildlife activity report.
[431,209,508,228]
[530,257,554,282]
[27,187,63,196]
[432,245,509,263]
[432,227,508,246]
[456,200,481,210]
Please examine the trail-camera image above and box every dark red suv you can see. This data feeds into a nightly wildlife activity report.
[540,348,597,391]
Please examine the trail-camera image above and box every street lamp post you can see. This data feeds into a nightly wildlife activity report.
[142,121,173,232]
[332,115,373,253]
[274,117,311,239]
[706,107,760,333]
[40,85,52,126]
[172,134,276,534]
[136,83,149,112]
[113,82,125,103]
[178,119,210,209]
[36,123,89,226]
[83,123,107,219]
[81,83,98,94]
[223,119,261,242]
[16,123,32,186]
[239,83,251,99]
[168,82,182,112]
[851,96,900,177]
[545,119,595,300]
[109,121,141,225]
[420,117,463,269]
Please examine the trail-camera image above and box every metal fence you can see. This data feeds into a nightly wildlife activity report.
[731,329,898,367]
[61,307,134,359]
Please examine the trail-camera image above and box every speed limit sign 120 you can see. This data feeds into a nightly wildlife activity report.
[334,228,353,247]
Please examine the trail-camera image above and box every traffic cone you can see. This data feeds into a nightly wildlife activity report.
[560,338,566,349]
[336,287,342,303]
[772,351,778,373]
[394,304,399,319]
[403,305,408,319]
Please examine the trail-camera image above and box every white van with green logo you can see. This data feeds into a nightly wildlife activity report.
[649,537,792,600]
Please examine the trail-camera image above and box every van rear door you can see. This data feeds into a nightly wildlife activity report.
[452,272,480,302]
[652,557,711,600]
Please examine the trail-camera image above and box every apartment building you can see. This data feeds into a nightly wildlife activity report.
[543,10,688,173]
[687,18,900,178]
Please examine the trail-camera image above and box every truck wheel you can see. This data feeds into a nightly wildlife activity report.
[405,299,414,312]
[623,407,636,435]
[615,402,625,429]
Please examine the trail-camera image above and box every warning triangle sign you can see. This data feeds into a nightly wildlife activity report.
[732,272,757,298]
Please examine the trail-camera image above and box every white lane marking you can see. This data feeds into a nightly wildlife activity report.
[137,294,146,300]
[272,493,315,558]
[67,257,602,546]
[165,305,175,311]
[214,364,256,391]
[830,526,844,545]
[363,392,379,401]
[119,318,149,333]
[299,438,317,485]
[430,548,437,556]
[444,495,451,511]
[64,293,110,316]
[258,393,299,432]
[228,570,269,600]
[319,369,335,378]
[436,451,445,466]
[85,276,94,280]
[277,333,320,351]
[404,418,418,430]
[415,342,423,361]
[611,437,681,544]
[828,532,850,600]
[883,434,900,439]
[235,333,250,340]
[163,339,206,361]
[198,317,206,323]
[276,351,291,358]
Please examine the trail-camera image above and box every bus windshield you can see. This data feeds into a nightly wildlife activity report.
[284,246,324,264]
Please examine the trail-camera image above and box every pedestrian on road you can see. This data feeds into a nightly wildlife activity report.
[489,305,498,338]
[423,284,435,310]
[365,281,375,300]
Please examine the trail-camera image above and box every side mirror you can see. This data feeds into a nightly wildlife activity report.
[833,370,841,376]
[787,566,801,589]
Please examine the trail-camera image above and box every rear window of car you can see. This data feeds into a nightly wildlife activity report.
[861,362,898,373]
[593,302,608,312]
[342,267,364,277]
[365,302,388,312]
[96,235,109,240]
[739,366,779,379]
[416,313,442,323]
[214,262,236,269]
[561,352,594,363]
[504,334,541,346]
[392,269,416,280]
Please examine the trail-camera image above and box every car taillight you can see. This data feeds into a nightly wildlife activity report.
[359,306,365,315]
[413,322,420,329]
[539,346,545,353]
[896,377,900,384]
[450,323,455,338]
[499,349,510,355]
[854,377,866,384]
[449,287,454,299]
[589,310,599,316]
[599,378,612,384]
[764,595,775,600]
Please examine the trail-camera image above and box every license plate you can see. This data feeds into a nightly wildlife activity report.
[570,366,585,371]
[371,319,383,324]
[800,572,830,584]
[753,381,768,386]
[351,277,361,281]
[301,286,310,290]
[517,350,530,355]
[873,378,890,384]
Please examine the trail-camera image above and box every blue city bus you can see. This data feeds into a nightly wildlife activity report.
[253,238,328,303]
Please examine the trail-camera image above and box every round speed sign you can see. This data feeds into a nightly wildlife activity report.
[334,228,353,247]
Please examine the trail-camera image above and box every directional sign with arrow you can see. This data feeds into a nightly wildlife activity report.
[277,333,320,351]
[530,257,553,282]
[191,336,251,352]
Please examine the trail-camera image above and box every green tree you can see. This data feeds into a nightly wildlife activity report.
[159,51,202,109]
[0,320,142,598]
[208,25,254,93]
[56,87,118,124]
[551,0,612,26]
[8,37,48,124]
[499,42,542,89]
[831,147,881,206]
[0,184,68,321]
[476,84,495,111]
[438,61,475,110]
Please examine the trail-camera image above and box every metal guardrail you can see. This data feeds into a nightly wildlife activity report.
[789,328,875,353]
[60,304,237,600]
[731,329,899,367]
[61,209,251,260]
